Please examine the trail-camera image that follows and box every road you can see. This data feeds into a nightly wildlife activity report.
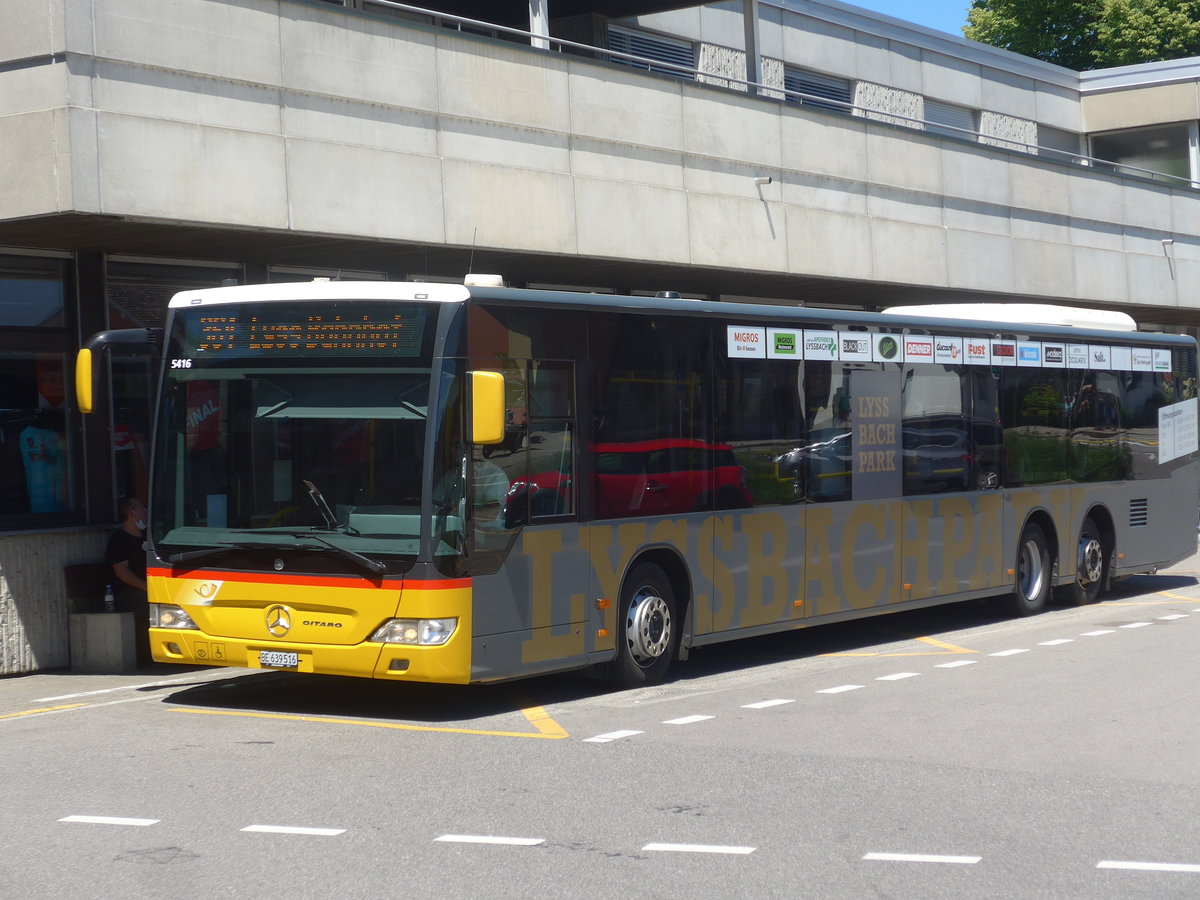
[3,549,1199,898]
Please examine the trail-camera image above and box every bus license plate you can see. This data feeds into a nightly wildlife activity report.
[259,650,299,669]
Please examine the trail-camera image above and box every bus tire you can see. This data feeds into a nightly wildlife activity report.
[1007,522,1051,617]
[612,563,678,688]
[1058,516,1106,606]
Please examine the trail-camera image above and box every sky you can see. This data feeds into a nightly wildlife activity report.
[844,0,973,37]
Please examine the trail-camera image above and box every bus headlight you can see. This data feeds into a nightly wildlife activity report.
[150,603,198,630]
[370,618,457,646]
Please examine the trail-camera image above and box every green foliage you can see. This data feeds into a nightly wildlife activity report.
[965,0,1200,69]
[965,0,1103,69]
[1097,0,1200,66]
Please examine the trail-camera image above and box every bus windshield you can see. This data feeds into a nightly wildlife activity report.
[150,301,443,565]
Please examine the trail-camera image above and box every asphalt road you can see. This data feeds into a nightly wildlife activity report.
[3,548,1200,899]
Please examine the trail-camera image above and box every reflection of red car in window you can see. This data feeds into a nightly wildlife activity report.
[593,439,752,517]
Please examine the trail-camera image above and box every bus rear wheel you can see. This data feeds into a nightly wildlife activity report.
[1058,516,1106,606]
[1006,522,1051,617]
[612,563,678,688]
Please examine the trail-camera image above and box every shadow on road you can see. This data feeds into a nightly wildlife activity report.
[155,570,1198,723]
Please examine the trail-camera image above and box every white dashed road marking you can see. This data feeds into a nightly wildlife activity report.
[643,842,755,855]
[1082,629,1115,636]
[663,715,715,725]
[435,834,545,846]
[242,825,345,836]
[59,815,159,827]
[876,672,919,681]
[1158,614,1188,620]
[34,674,223,704]
[584,730,643,743]
[935,660,977,668]
[741,699,795,709]
[1119,622,1153,629]
[989,649,1029,657]
[864,852,982,864]
[1039,639,1074,646]
[817,685,863,694]
[1097,860,1200,873]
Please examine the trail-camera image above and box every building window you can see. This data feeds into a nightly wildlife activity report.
[106,258,240,505]
[783,67,853,114]
[0,255,77,525]
[1090,123,1192,183]
[1038,125,1083,163]
[607,26,695,79]
[925,99,978,141]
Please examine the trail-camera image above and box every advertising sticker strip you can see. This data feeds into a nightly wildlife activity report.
[725,326,1174,381]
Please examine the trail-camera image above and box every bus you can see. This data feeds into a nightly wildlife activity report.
[76,278,1200,687]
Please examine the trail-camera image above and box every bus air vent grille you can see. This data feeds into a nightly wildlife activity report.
[1129,499,1149,528]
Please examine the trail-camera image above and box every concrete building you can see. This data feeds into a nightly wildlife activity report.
[2,0,1199,674]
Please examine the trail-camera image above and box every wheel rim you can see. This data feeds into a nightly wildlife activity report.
[1018,537,1045,600]
[1078,535,1103,585]
[625,587,672,666]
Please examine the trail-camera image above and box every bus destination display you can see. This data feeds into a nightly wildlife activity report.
[183,304,427,358]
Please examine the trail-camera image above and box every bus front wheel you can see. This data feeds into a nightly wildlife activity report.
[1007,522,1051,617]
[612,563,678,688]
[1059,516,1106,606]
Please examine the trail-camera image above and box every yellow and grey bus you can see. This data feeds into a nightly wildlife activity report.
[77,280,1200,686]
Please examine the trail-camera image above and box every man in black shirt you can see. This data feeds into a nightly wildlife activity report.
[105,497,149,663]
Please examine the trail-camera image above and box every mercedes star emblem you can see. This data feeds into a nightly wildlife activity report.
[265,605,291,637]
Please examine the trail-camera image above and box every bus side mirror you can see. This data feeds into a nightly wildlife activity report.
[469,370,506,445]
[75,327,164,414]
[75,348,96,414]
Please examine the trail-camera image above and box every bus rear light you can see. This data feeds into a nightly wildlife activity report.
[151,603,198,630]
[371,618,457,646]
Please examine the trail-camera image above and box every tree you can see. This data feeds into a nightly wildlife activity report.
[964,0,1200,70]
[964,0,1103,70]
[1096,0,1200,67]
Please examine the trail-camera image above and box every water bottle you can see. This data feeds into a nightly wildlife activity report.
[103,584,115,613]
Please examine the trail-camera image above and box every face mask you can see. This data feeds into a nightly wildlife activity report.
[135,519,146,530]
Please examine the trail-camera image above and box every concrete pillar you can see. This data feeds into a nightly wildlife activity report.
[743,0,761,94]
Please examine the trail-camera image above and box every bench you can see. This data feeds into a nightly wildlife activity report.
[64,561,137,672]
[64,562,115,614]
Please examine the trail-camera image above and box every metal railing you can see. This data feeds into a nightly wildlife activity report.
[325,0,1197,191]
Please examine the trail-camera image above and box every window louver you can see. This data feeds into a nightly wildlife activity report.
[783,68,852,113]
[607,26,695,79]
[925,99,978,140]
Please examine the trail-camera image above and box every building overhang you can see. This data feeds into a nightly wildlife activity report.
[6,211,1182,322]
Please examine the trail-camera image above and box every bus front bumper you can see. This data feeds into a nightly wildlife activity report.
[149,628,472,683]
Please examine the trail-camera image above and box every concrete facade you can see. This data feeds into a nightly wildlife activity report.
[3,0,1200,673]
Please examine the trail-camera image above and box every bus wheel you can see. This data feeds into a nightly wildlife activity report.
[613,563,678,688]
[1059,516,1106,606]
[1008,522,1051,617]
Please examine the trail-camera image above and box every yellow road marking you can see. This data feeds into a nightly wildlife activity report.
[520,705,569,738]
[1155,591,1200,602]
[824,635,978,658]
[171,707,570,739]
[0,703,87,720]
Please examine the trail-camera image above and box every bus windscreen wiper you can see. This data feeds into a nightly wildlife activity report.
[166,534,385,576]
[301,532,387,575]
[165,541,296,565]
[302,479,338,530]
[229,529,388,576]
